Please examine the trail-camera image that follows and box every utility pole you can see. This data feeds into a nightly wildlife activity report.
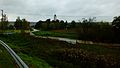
[1,10,3,22]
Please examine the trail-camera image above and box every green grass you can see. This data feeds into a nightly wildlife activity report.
[0,34,120,68]
[18,53,52,68]
[0,30,30,33]
[0,34,77,67]
[0,44,17,68]
[77,44,120,58]
[33,31,78,39]
[32,31,120,57]
[0,34,52,68]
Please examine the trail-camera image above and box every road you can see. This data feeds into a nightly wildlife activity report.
[30,31,96,44]
[30,29,120,47]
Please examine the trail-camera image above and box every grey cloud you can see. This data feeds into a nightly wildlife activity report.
[0,0,120,21]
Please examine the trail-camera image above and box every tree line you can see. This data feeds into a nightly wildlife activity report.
[35,19,71,30]
[77,16,120,43]
[0,16,120,43]
[34,16,120,43]
[0,17,30,33]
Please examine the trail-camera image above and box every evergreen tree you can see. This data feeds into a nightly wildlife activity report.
[14,17,22,30]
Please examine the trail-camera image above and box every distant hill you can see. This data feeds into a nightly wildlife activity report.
[30,22,37,26]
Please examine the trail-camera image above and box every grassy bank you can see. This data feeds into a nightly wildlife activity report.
[0,44,17,68]
[0,34,52,68]
[18,53,52,68]
[0,34,120,68]
[33,31,78,39]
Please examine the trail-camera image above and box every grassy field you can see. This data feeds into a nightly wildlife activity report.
[18,53,52,68]
[0,34,120,68]
[33,31,78,39]
[0,30,30,33]
[0,44,18,68]
[77,44,120,58]
[0,34,52,68]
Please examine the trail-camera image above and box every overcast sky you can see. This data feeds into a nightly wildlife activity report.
[0,0,120,22]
